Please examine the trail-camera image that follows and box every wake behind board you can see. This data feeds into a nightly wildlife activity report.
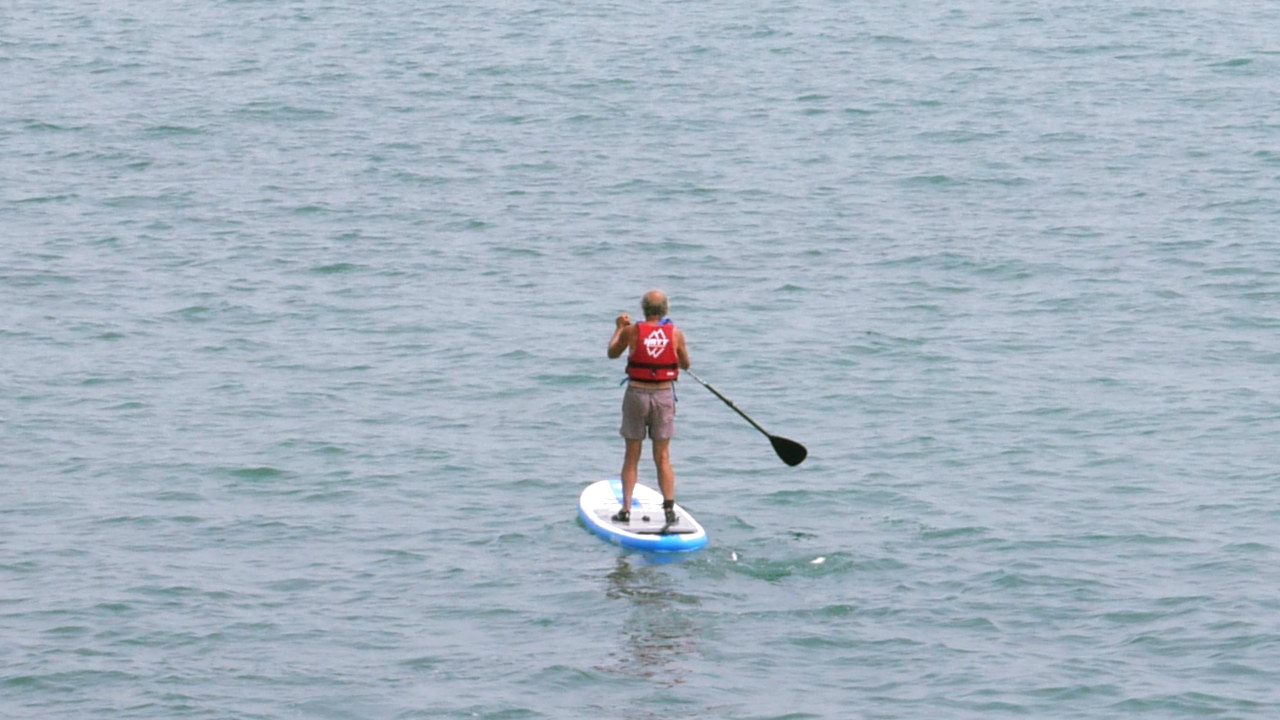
[578,479,708,553]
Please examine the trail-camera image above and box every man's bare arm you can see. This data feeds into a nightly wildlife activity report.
[607,314,632,358]
[676,329,690,369]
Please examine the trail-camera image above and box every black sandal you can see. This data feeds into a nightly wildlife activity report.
[611,509,630,522]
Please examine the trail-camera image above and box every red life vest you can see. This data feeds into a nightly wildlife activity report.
[627,321,680,381]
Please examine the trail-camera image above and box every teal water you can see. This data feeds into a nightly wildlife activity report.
[4,1,1280,718]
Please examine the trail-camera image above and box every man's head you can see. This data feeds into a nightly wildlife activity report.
[640,289,669,319]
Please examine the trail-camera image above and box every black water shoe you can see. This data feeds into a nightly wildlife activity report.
[611,509,630,523]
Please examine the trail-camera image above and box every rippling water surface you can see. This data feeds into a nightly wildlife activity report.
[4,1,1280,718]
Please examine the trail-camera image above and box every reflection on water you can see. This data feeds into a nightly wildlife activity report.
[601,555,701,688]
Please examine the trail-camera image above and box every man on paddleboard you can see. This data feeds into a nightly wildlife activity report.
[607,289,691,525]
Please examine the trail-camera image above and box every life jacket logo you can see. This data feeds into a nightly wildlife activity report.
[643,328,670,358]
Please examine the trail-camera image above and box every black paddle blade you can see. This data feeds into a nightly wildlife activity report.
[770,435,807,466]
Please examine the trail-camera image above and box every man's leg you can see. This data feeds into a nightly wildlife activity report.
[617,438,644,519]
[652,438,675,503]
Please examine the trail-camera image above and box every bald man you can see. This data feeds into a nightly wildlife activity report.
[607,290,691,524]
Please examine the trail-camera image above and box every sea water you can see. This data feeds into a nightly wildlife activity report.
[3,1,1280,718]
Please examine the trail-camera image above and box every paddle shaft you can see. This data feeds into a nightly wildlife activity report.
[685,370,807,466]
[687,371,771,438]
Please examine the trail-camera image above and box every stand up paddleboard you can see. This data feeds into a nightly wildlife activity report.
[578,479,708,553]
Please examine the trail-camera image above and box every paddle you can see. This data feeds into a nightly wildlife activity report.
[686,370,807,466]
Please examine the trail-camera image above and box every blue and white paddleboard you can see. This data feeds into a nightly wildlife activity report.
[578,478,708,553]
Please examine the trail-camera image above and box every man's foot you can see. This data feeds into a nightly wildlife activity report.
[664,506,677,524]
[611,509,630,523]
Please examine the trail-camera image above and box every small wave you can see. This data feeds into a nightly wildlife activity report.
[310,262,362,274]
[224,466,284,480]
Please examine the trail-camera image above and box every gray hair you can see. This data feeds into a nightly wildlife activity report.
[641,292,669,318]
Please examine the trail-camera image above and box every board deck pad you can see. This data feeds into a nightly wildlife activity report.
[591,508,699,535]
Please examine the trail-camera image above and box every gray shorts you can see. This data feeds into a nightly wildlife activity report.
[620,384,676,440]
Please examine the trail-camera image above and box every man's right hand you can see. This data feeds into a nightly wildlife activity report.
[615,313,631,329]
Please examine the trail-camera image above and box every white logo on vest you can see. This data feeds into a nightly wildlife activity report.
[643,328,670,358]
